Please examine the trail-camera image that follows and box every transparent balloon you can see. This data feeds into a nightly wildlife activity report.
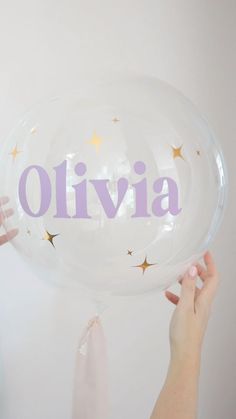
[0,76,228,297]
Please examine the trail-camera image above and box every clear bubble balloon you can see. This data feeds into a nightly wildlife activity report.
[0,76,228,296]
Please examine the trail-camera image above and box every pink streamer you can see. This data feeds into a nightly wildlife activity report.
[72,316,109,419]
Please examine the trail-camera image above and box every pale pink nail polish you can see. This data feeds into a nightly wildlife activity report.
[189,265,197,277]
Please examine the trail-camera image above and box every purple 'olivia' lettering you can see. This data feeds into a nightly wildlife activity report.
[132,161,151,218]
[18,165,51,217]
[152,177,182,216]
[89,178,128,218]
[18,160,182,219]
[54,160,70,218]
[72,162,91,218]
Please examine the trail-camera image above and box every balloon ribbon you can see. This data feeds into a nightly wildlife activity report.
[72,316,109,419]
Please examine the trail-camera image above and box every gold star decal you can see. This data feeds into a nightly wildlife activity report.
[112,117,120,123]
[30,126,37,134]
[88,132,103,152]
[127,249,133,256]
[43,230,59,248]
[134,256,157,275]
[196,150,201,156]
[9,145,22,160]
[172,145,184,160]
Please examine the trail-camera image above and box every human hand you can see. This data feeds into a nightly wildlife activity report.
[165,251,219,363]
[151,252,218,419]
[0,196,18,245]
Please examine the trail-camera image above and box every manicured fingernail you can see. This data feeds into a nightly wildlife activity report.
[189,265,197,277]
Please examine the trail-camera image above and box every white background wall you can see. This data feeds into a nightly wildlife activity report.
[0,1,235,418]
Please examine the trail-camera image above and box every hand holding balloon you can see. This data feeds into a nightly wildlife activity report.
[150,251,219,419]
[0,197,18,245]
[165,250,219,361]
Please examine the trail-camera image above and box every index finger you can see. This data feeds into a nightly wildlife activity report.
[204,251,218,277]
[0,196,10,206]
[0,228,19,245]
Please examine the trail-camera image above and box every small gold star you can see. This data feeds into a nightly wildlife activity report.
[9,145,22,160]
[88,132,103,152]
[43,230,59,248]
[127,249,133,256]
[112,117,120,123]
[172,145,184,160]
[196,150,201,156]
[134,256,157,275]
[30,127,37,134]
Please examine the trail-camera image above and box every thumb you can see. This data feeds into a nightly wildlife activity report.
[179,265,198,309]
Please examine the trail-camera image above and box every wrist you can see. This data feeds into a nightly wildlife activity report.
[170,341,202,362]
[169,349,201,375]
